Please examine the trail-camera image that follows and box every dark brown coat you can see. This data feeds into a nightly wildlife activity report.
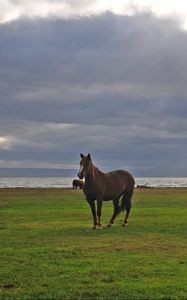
[72,179,84,189]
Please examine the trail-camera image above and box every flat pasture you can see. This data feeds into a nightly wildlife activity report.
[0,188,187,299]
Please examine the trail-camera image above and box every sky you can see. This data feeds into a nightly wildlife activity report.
[0,0,187,177]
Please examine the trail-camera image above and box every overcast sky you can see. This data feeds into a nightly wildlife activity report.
[0,0,187,177]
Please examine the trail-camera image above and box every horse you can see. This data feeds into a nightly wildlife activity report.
[78,153,135,229]
[72,179,84,189]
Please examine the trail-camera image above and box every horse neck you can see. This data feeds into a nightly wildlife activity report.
[85,162,102,184]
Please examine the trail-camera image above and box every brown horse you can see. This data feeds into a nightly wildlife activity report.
[72,179,84,189]
[78,153,135,229]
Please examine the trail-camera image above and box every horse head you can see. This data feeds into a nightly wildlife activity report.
[78,153,92,179]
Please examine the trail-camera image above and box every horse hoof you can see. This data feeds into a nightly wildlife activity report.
[107,224,112,228]
[122,223,128,227]
[93,225,102,230]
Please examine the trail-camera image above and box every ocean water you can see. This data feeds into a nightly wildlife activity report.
[0,177,187,188]
[135,177,187,188]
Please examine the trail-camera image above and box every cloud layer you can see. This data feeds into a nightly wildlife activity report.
[1,0,187,29]
[0,12,187,176]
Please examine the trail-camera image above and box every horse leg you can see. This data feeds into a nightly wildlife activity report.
[87,200,97,229]
[122,195,132,226]
[97,200,103,229]
[107,198,120,227]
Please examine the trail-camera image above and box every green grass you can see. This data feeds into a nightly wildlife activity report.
[0,188,187,300]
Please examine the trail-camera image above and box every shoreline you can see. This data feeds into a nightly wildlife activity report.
[0,177,187,189]
[0,187,187,190]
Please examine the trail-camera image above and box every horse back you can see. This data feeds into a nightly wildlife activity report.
[107,170,134,188]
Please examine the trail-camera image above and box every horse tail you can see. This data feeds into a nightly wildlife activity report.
[119,189,133,214]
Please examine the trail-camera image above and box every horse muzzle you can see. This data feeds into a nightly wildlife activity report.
[77,172,83,179]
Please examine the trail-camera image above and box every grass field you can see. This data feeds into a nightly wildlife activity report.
[0,188,187,300]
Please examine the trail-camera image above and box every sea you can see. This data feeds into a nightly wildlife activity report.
[0,177,187,188]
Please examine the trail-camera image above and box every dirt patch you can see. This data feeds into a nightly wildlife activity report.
[1,284,15,289]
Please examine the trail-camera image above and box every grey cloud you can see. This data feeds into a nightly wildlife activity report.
[0,13,187,176]
[1,14,187,87]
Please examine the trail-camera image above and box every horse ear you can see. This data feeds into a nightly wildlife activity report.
[87,153,91,160]
[80,153,84,158]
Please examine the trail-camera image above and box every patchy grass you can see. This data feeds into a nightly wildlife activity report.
[0,188,187,300]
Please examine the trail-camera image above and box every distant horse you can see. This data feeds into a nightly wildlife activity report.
[78,153,135,229]
[72,179,84,189]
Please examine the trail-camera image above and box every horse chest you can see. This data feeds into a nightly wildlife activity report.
[83,183,103,201]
